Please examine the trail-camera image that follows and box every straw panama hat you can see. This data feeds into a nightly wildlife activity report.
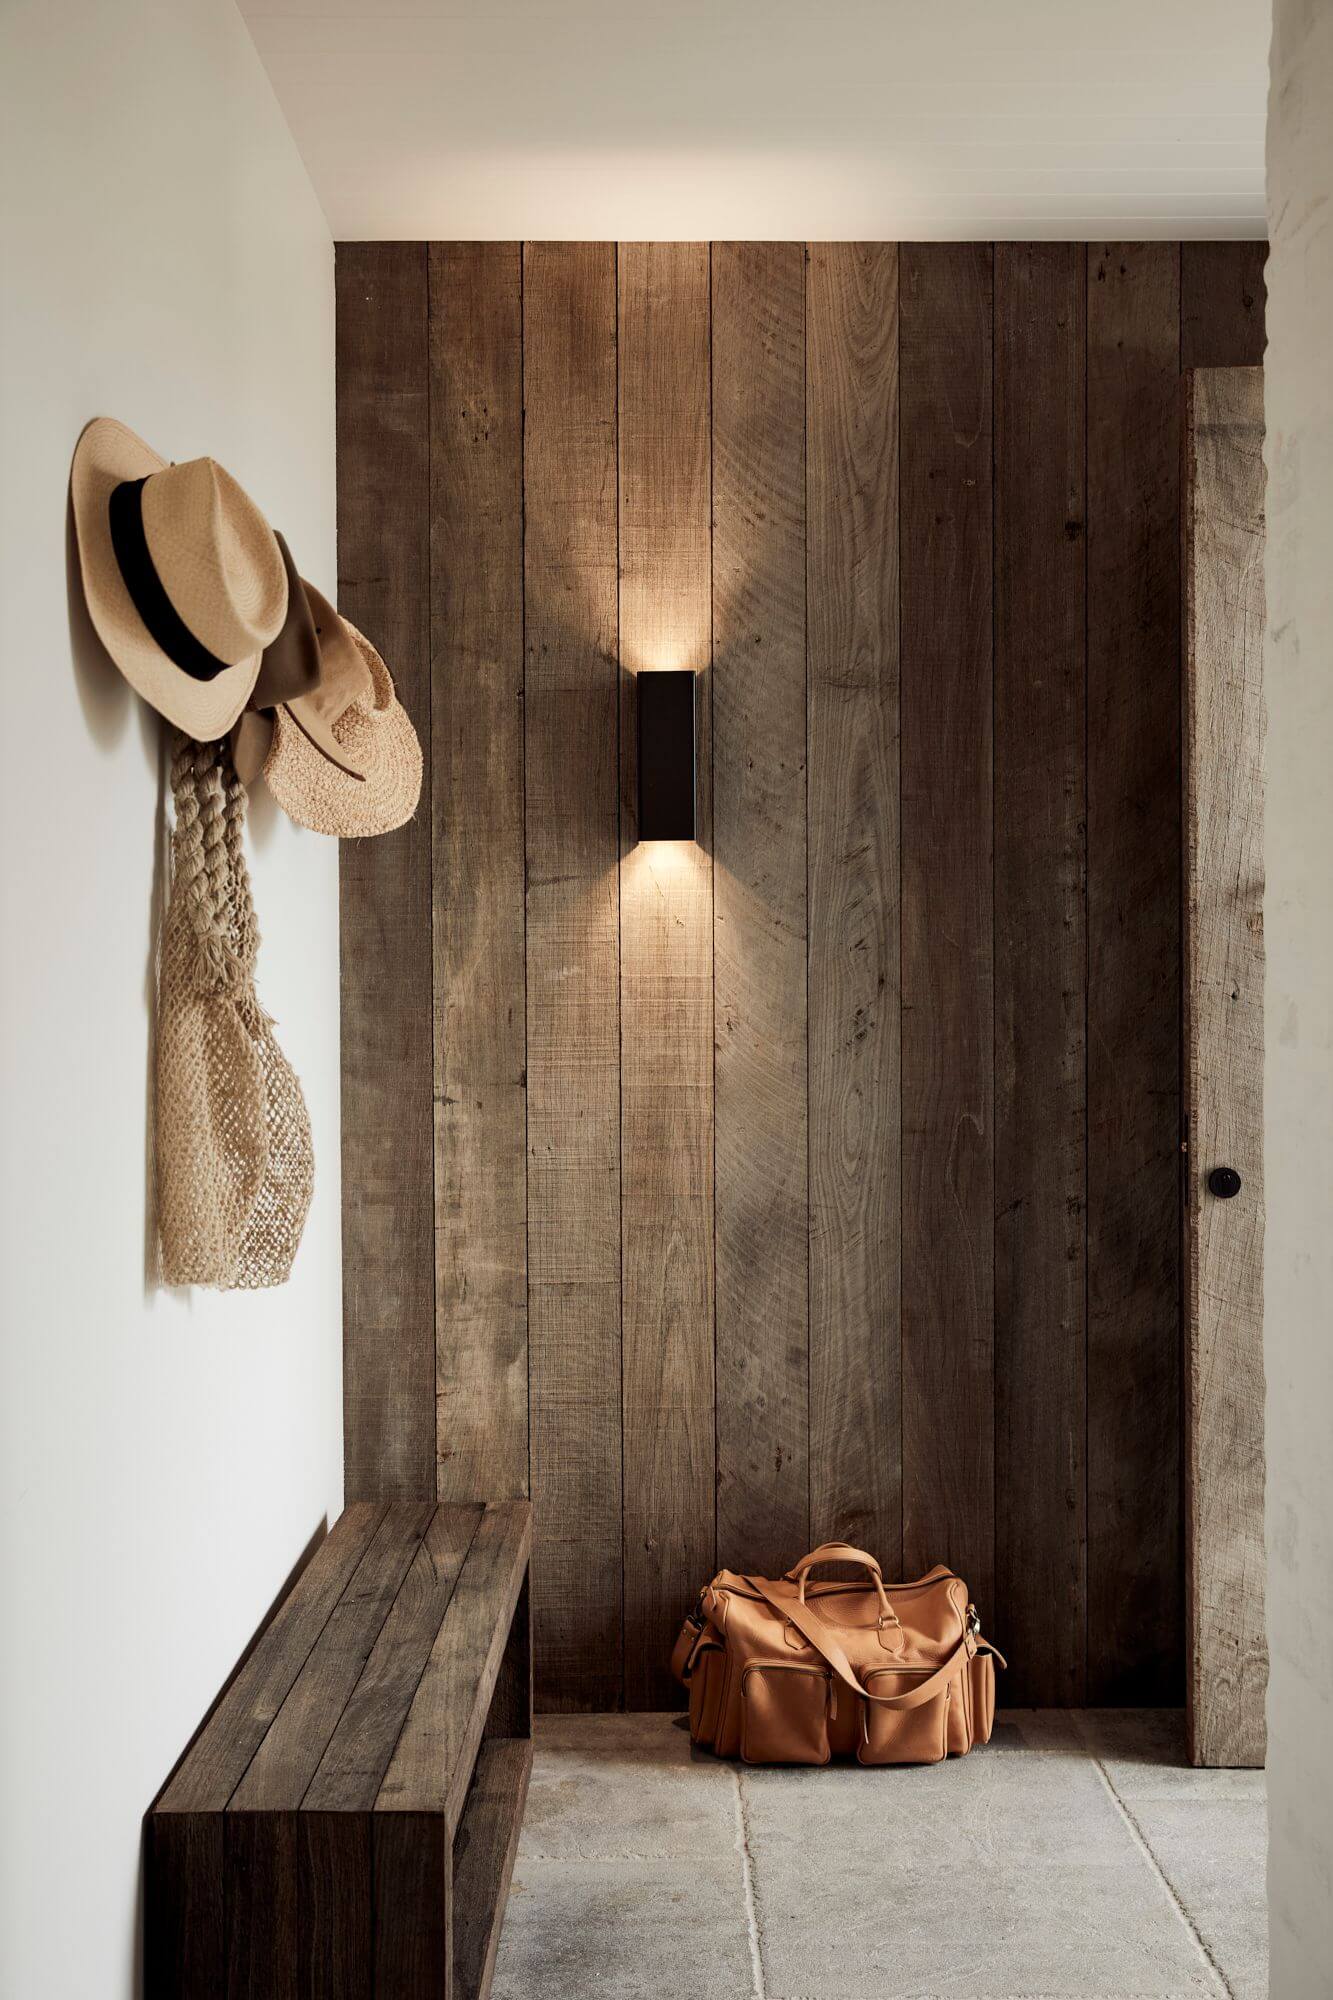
[70,417,287,739]
[263,616,422,838]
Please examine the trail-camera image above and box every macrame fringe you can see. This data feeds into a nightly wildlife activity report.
[155,731,313,1288]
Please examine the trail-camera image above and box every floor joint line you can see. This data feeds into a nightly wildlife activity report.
[731,1767,767,2000]
[1086,1748,1235,1999]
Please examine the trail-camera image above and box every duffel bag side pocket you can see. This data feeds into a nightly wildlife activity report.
[740,1663,833,1765]
[969,1649,996,1745]
[858,1668,951,1766]
[947,1656,973,1756]
[688,1640,726,1747]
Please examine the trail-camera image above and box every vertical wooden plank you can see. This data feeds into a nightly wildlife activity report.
[1183,367,1267,1766]
[1181,242,1267,369]
[805,243,902,1569]
[712,241,809,1578]
[523,242,623,1710]
[336,242,435,1501]
[1086,241,1182,1703]
[430,243,529,1502]
[617,242,715,1708]
[898,243,995,1609]
[993,243,1088,1702]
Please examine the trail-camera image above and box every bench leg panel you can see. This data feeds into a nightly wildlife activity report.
[373,1812,452,2000]
[145,1813,224,2000]
[225,1811,298,2000]
[299,1812,372,1998]
[484,1575,532,1743]
[452,1739,533,2000]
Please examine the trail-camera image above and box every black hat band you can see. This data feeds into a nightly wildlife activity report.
[108,477,232,683]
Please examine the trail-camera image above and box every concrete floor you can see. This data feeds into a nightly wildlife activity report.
[492,1709,1265,2000]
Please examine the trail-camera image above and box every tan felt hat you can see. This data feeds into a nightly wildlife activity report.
[283,579,372,779]
[251,532,322,709]
[248,558,365,781]
[71,417,287,739]
[264,620,422,838]
[232,710,275,788]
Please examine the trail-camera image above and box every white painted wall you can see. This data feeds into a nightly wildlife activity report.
[239,0,1266,240]
[0,4,340,1995]
[1264,1,1333,1991]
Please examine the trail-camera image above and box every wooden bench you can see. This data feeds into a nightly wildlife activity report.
[146,1499,531,2000]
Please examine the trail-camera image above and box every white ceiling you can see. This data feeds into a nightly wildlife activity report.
[239,0,1268,240]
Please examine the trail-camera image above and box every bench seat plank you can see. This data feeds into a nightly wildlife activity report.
[158,1502,387,1813]
[232,1501,437,1811]
[306,1503,484,1812]
[375,1500,532,1828]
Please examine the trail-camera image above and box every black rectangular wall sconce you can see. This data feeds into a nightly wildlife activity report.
[636,669,696,841]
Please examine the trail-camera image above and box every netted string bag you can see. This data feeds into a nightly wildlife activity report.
[155,737,266,1285]
[155,735,313,1289]
[219,750,315,1288]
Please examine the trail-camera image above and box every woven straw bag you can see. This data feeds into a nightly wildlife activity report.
[155,735,313,1289]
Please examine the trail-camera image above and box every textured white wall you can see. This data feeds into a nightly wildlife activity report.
[0,4,340,1995]
[1264,1,1333,1990]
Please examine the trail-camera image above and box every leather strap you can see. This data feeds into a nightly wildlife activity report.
[747,1575,971,1711]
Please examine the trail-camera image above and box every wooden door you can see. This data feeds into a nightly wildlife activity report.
[1182,365,1267,1768]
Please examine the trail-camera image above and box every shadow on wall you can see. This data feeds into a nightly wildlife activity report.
[65,484,132,749]
[65,488,173,1297]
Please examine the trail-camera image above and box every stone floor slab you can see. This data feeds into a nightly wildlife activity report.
[741,1755,1220,1998]
[742,1729,1168,1869]
[490,1853,758,2000]
[517,1712,737,1860]
[1133,1798,1269,2000]
[1074,1710,1265,1802]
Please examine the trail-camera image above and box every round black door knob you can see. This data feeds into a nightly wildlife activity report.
[1208,1166,1243,1199]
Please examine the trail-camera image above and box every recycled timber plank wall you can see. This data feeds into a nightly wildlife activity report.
[337,239,1265,1711]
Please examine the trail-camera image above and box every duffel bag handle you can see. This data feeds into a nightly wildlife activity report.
[787,1544,897,1627]
[787,1542,883,1579]
[748,1574,970,1709]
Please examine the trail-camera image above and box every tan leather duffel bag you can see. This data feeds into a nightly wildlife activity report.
[671,1542,1006,1766]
